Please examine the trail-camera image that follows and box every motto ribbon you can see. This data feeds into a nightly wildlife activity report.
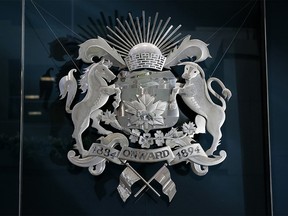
[119,146,174,163]
[68,132,227,176]
[85,142,225,166]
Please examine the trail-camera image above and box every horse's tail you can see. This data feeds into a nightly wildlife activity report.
[59,69,78,113]
[207,77,232,111]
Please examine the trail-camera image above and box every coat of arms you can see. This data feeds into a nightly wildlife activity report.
[59,11,231,202]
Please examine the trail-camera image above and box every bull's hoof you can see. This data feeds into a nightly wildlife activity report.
[205,148,215,156]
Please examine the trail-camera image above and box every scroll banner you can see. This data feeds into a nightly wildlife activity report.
[88,143,208,165]
[169,143,207,165]
[88,143,122,165]
[119,146,174,163]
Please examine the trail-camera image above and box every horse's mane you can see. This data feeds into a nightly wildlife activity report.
[79,62,99,93]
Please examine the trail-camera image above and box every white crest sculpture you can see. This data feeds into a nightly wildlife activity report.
[59,11,232,202]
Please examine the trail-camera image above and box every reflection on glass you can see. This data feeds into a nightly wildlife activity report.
[20,1,271,215]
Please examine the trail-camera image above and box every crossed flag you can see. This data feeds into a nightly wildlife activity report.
[117,163,176,202]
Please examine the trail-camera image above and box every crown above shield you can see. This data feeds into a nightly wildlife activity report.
[105,11,183,71]
[77,11,211,71]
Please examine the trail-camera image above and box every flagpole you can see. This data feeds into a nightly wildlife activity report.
[123,162,161,197]
[134,163,167,198]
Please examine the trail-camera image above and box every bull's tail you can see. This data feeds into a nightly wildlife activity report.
[207,77,232,111]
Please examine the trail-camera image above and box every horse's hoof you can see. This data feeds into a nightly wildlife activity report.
[81,150,89,158]
[112,101,120,108]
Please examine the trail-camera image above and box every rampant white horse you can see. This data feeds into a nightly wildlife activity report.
[170,62,232,156]
[59,59,121,156]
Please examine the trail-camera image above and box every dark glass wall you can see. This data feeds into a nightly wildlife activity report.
[0,0,21,215]
[266,1,288,215]
[2,0,287,215]
[21,1,271,215]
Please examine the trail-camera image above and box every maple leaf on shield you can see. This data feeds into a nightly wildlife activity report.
[124,94,167,131]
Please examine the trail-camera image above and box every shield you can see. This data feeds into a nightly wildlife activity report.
[115,70,179,133]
